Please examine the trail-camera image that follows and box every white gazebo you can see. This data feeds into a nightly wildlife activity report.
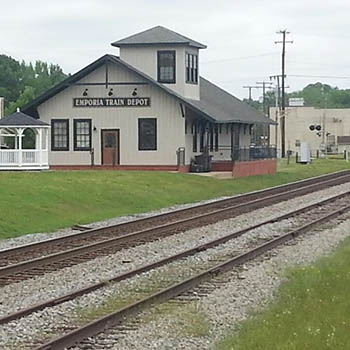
[0,108,50,170]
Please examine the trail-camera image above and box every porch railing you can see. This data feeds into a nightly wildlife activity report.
[214,145,277,162]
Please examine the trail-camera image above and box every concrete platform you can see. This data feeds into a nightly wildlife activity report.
[189,171,233,179]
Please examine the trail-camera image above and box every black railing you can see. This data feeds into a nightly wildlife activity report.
[218,145,277,161]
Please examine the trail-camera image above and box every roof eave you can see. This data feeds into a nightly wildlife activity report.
[111,42,207,49]
[0,124,50,128]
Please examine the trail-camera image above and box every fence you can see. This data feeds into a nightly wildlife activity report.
[216,146,277,162]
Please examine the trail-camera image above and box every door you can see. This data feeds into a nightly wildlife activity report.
[101,129,119,166]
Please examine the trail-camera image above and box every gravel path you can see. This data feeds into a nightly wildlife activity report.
[0,196,232,251]
[0,182,350,349]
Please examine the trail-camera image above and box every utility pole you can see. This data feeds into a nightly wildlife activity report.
[256,81,273,115]
[270,75,281,148]
[255,81,273,147]
[243,85,260,100]
[275,30,293,158]
[270,75,289,149]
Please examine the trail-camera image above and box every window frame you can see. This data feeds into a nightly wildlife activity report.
[73,119,92,151]
[51,119,69,151]
[138,118,157,151]
[157,50,176,84]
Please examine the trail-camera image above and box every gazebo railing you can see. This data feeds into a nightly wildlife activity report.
[0,150,19,164]
[0,149,48,166]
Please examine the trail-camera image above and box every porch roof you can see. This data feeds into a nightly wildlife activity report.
[0,111,49,127]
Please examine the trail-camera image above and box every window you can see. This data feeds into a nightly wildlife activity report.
[193,122,197,152]
[51,119,69,151]
[74,119,92,151]
[157,51,176,83]
[186,53,198,84]
[138,118,157,150]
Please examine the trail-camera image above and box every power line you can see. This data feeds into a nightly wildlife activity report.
[243,85,260,100]
[202,51,280,64]
[256,81,274,115]
[288,74,350,79]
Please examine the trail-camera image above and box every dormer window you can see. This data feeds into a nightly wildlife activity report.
[186,53,198,84]
[157,50,176,83]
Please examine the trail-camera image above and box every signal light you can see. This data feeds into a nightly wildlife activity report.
[309,125,315,131]
[316,125,322,131]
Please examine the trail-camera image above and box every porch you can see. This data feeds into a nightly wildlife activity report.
[0,109,50,170]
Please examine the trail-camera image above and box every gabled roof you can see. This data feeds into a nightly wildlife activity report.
[0,110,49,127]
[22,54,274,125]
[111,26,207,49]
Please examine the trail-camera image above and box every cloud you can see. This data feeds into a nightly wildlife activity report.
[1,0,350,99]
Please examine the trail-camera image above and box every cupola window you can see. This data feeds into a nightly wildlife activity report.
[157,51,176,84]
[186,53,198,84]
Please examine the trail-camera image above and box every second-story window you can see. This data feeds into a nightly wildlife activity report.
[157,51,176,84]
[186,53,198,84]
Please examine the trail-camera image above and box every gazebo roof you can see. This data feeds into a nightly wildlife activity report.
[0,110,49,127]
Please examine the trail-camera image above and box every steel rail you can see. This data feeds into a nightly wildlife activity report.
[0,170,349,261]
[1,175,350,282]
[1,191,348,325]
[34,201,350,350]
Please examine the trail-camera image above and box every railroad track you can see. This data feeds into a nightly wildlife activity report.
[2,192,350,349]
[0,171,350,288]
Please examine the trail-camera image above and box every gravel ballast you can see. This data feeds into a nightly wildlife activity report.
[0,182,350,349]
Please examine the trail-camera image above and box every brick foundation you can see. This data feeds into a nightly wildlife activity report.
[212,161,234,172]
[50,160,277,177]
[232,159,277,178]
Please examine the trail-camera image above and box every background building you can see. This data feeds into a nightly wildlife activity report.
[270,106,350,155]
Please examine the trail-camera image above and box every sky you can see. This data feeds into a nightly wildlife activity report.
[2,0,350,100]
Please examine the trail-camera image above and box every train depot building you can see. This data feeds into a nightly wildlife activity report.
[2,26,276,175]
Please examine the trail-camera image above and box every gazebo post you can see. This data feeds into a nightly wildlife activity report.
[38,128,43,166]
[15,130,18,149]
[18,128,24,167]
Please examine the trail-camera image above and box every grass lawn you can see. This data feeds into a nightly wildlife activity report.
[0,158,349,239]
[216,237,350,350]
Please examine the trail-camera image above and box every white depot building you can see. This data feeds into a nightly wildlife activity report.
[270,105,350,155]
[15,26,276,173]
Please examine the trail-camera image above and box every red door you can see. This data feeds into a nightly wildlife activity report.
[101,130,119,166]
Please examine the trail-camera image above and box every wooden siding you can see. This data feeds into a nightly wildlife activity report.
[120,45,200,100]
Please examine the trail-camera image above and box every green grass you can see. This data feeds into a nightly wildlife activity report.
[150,302,211,337]
[216,237,350,350]
[0,158,349,239]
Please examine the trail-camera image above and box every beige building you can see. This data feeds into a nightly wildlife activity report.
[270,106,350,155]
[21,26,274,171]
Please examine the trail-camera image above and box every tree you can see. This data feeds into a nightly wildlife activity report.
[0,55,67,115]
[0,55,22,107]
[6,86,36,115]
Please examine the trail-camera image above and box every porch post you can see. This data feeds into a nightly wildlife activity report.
[230,123,234,161]
[18,128,24,167]
[38,128,43,166]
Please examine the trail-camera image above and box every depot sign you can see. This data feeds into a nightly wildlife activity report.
[73,97,151,108]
